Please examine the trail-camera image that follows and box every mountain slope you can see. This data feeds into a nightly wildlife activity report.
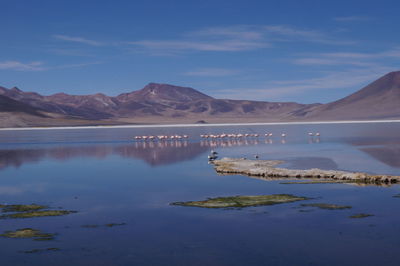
[292,71,400,120]
[117,83,213,104]
[0,93,45,116]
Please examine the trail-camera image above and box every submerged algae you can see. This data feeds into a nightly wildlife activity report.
[0,228,55,240]
[21,247,60,253]
[0,204,48,213]
[171,194,309,208]
[301,203,352,210]
[105,223,126,227]
[0,210,76,219]
[349,213,374,219]
[81,223,126,228]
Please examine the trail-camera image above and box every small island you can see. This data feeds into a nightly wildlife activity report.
[171,194,309,208]
[211,158,400,184]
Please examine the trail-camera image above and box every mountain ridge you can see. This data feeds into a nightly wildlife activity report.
[0,71,399,127]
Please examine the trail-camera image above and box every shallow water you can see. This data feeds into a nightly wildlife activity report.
[0,122,399,266]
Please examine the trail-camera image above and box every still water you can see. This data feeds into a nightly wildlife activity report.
[0,122,399,266]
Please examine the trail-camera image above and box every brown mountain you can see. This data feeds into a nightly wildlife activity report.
[292,71,400,120]
[0,83,311,123]
[0,93,43,115]
[0,71,399,127]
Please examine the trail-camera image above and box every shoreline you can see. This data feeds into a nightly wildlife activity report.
[0,119,400,131]
[212,158,400,184]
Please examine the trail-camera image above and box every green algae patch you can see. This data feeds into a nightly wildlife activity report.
[0,210,77,219]
[21,247,60,254]
[105,223,126,227]
[298,209,314,213]
[1,204,48,213]
[0,228,55,240]
[33,237,55,241]
[301,203,352,210]
[81,223,126,228]
[349,213,374,219]
[171,194,309,208]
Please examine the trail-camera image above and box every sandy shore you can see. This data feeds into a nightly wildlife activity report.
[0,119,399,131]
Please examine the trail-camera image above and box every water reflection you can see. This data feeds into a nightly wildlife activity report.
[200,139,260,147]
[0,139,263,170]
[0,143,207,170]
[361,146,400,168]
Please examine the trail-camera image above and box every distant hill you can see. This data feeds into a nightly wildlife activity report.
[293,71,400,120]
[0,71,399,127]
[0,83,311,124]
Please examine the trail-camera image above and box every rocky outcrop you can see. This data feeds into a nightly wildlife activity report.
[212,158,400,184]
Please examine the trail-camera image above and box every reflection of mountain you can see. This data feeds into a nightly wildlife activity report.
[361,146,400,168]
[0,139,264,170]
[116,142,208,166]
[0,142,208,169]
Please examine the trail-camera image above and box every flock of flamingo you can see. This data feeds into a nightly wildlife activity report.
[133,132,321,141]
[134,135,189,141]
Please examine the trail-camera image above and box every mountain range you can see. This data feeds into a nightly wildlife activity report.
[0,71,399,127]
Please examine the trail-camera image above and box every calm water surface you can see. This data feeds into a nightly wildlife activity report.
[0,123,399,266]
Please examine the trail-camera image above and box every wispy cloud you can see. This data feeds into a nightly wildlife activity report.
[211,67,392,101]
[293,57,376,67]
[128,24,352,54]
[0,61,45,71]
[293,48,400,66]
[53,34,104,46]
[0,60,101,72]
[263,25,355,45]
[334,16,371,22]
[184,68,240,77]
[129,39,268,53]
[264,25,322,39]
[49,48,96,57]
[53,61,102,69]
[188,25,264,40]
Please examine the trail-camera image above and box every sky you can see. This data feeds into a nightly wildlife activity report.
[0,0,399,103]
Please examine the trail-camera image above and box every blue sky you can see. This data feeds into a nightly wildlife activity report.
[1,0,399,103]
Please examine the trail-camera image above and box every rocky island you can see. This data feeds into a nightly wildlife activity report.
[211,158,400,184]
